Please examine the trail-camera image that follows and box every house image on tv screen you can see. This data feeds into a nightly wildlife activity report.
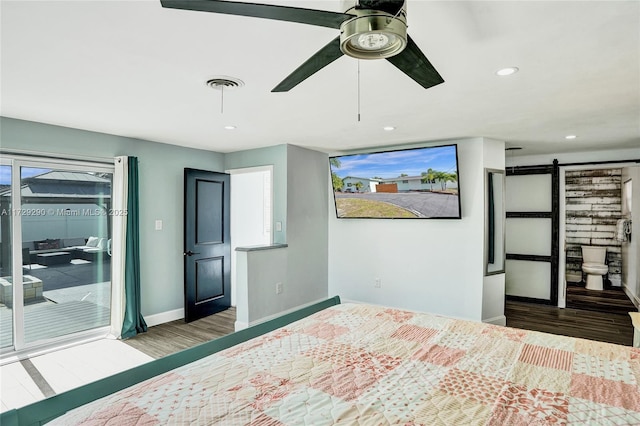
[341,177,379,193]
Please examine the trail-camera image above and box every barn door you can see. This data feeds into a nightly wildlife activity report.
[505,160,559,305]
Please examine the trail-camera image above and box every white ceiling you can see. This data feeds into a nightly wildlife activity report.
[1,0,639,156]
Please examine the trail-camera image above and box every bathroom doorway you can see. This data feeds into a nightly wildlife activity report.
[559,164,638,314]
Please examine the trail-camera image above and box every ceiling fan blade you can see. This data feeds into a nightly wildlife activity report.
[357,0,405,15]
[160,0,354,29]
[272,36,344,92]
[386,35,444,89]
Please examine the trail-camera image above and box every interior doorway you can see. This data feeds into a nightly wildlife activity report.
[227,166,273,307]
[558,163,638,312]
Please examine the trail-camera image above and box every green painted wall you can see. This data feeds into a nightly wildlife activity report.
[0,117,225,316]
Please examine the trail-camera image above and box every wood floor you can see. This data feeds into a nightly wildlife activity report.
[566,284,636,315]
[506,300,634,346]
[123,307,236,359]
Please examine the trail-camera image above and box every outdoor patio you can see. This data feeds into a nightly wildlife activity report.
[0,261,111,349]
[25,259,110,291]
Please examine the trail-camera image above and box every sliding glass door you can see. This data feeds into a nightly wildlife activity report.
[0,156,114,354]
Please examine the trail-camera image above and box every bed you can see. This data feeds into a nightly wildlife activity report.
[4,297,640,425]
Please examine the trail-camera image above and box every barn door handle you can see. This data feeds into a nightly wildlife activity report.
[184,250,200,256]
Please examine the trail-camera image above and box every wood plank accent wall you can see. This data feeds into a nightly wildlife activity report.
[565,168,623,286]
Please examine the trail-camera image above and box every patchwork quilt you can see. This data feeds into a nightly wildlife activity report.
[50,303,640,425]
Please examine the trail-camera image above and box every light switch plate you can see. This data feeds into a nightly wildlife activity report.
[155,220,163,231]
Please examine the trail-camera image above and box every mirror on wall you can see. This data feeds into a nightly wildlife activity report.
[485,169,505,275]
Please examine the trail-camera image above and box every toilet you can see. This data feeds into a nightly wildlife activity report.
[581,246,608,291]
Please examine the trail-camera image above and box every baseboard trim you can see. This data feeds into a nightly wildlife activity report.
[622,284,640,310]
[144,308,184,327]
[242,298,330,331]
[483,315,507,326]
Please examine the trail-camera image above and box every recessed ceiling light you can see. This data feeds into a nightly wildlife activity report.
[496,67,519,76]
[383,126,396,131]
[565,134,577,139]
[224,125,236,130]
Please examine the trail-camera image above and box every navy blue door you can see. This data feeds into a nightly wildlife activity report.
[184,168,231,322]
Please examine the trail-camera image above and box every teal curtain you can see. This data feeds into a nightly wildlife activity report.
[121,156,147,339]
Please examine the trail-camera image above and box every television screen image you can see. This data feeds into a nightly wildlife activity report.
[330,144,461,219]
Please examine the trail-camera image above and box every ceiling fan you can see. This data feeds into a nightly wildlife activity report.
[160,0,444,92]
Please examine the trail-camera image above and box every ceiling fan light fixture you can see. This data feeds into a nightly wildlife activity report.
[340,10,407,59]
[355,33,393,50]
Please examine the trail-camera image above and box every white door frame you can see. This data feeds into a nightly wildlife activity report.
[225,165,274,307]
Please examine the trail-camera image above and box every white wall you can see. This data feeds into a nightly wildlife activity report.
[622,166,640,308]
[482,138,506,325]
[328,138,489,321]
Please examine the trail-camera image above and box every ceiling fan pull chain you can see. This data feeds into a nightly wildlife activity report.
[221,85,224,114]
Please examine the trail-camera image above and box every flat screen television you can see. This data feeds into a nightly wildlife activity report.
[330,144,461,219]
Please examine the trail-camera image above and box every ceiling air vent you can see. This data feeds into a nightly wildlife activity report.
[205,76,244,90]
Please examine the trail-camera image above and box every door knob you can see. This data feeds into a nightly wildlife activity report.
[184,250,200,256]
